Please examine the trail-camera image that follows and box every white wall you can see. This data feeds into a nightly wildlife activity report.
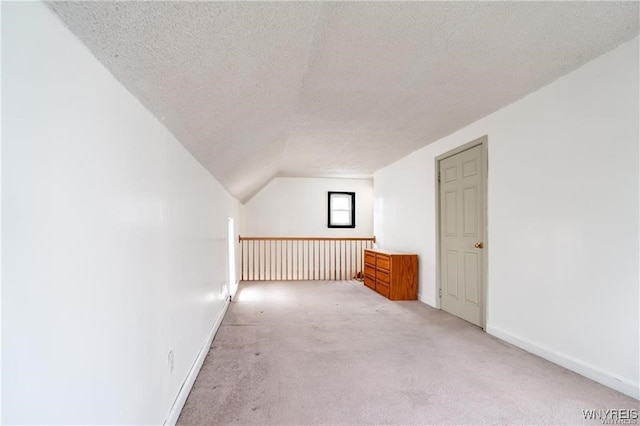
[374,37,639,398]
[244,177,373,237]
[1,3,243,424]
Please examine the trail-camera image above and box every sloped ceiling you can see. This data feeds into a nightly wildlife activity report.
[47,1,639,202]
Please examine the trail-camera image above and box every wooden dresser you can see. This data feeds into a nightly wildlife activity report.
[363,248,418,300]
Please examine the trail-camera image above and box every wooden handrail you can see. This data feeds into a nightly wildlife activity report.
[239,236,376,242]
[238,236,376,281]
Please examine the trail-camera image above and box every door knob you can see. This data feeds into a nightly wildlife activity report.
[474,242,484,249]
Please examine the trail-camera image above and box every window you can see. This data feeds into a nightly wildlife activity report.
[328,192,355,228]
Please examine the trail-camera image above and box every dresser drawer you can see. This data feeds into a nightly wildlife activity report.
[364,274,376,290]
[376,281,390,298]
[376,269,390,284]
[364,264,376,279]
[376,254,390,271]
[364,251,376,267]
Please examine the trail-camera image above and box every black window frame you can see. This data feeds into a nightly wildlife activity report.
[327,191,356,228]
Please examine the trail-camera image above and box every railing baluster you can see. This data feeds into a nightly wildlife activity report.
[269,240,273,280]
[349,241,357,280]
[359,240,362,278]
[323,241,326,280]
[309,240,312,280]
[312,240,315,280]
[332,240,336,280]
[334,240,338,281]
[279,240,282,281]
[322,241,326,280]
[343,240,347,280]
[348,240,351,280]
[341,240,344,280]
[338,240,341,280]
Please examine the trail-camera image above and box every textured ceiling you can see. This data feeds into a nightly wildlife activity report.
[47,1,639,202]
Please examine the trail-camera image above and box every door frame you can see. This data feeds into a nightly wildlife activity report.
[435,135,488,329]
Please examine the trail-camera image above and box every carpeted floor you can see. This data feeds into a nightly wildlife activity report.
[177,280,638,425]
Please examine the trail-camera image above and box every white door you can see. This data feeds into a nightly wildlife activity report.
[439,143,485,327]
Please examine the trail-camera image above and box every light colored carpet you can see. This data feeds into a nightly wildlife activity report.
[177,280,638,425]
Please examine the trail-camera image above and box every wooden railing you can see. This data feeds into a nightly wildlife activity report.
[239,236,376,281]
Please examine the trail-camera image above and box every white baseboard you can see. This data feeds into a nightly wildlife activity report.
[418,293,437,308]
[486,325,639,400]
[164,297,231,425]
[230,279,240,300]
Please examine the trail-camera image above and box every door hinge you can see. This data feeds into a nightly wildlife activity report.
[439,288,442,297]
[438,172,441,183]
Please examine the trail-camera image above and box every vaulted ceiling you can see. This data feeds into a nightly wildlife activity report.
[47,1,639,202]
